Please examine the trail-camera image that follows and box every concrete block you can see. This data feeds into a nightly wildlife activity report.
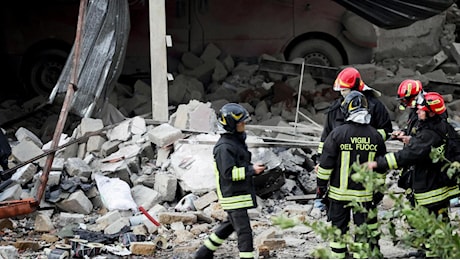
[0,184,22,201]
[107,120,131,142]
[158,212,197,225]
[222,54,234,71]
[96,210,122,229]
[101,140,121,157]
[104,217,130,235]
[449,42,460,65]
[171,104,189,129]
[188,102,218,132]
[133,80,152,96]
[154,174,177,202]
[34,213,54,232]
[131,116,147,135]
[64,157,92,178]
[80,118,104,136]
[212,59,228,82]
[200,43,221,62]
[11,163,37,185]
[148,123,183,147]
[56,190,93,214]
[57,212,85,227]
[193,191,218,211]
[15,127,43,148]
[181,52,203,69]
[12,140,46,167]
[51,158,65,171]
[130,242,156,256]
[417,50,448,74]
[131,185,162,210]
[87,135,106,152]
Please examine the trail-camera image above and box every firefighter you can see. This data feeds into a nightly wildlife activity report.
[194,103,265,259]
[391,79,425,192]
[367,92,460,218]
[391,79,425,144]
[316,91,387,258]
[315,67,392,210]
[317,67,392,156]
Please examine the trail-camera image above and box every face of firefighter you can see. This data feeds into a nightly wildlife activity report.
[340,88,351,98]
[236,121,246,133]
[416,109,436,121]
[416,109,426,120]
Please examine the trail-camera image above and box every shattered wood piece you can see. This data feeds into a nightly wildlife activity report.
[177,139,319,149]
[289,122,323,134]
[101,156,125,163]
[286,194,316,202]
[296,110,322,128]
[246,125,319,135]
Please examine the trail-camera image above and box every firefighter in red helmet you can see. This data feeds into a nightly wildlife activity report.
[368,92,460,219]
[318,67,392,156]
[315,67,392,210]
[391,79,425,144]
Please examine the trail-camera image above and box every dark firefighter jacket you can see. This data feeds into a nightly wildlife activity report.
[317,122,387,202]
[213,133,257,211]
[318,91,392,155]
[403,108,419,136]
[375,116,460,206]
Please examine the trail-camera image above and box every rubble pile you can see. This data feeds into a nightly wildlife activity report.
[0,100,336,258]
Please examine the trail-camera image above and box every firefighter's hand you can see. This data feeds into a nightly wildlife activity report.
[400,135,411,144]
[367,161,377,170]
[316,186,327,199]
[391,131,411,144]
[391,130,404,140]
[314,164,319,173]
[314,199,326,211]
[253,163,266,175]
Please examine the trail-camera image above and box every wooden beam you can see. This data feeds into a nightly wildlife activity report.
[149,0,168,122]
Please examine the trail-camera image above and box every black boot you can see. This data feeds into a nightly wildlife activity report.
[194,246,214,259]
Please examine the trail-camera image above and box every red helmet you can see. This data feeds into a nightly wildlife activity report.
[333,67,364,91]
[417,92,446,115]
[397,79,423,108]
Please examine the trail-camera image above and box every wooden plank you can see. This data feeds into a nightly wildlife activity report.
[149,0,169,122]
[285,194,316,202]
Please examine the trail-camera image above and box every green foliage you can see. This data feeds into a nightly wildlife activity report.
[271,161,460,259]
[430,145,460,180]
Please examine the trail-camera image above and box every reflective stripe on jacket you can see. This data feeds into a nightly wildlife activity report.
[318,122,387,202]
[375,116,460,206]
[213,133,257,210]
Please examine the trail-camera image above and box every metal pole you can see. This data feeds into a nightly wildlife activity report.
[36,0,87,203]
[293,60,305,135]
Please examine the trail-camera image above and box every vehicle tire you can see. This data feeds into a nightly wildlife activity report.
[287,39,343,67]
[22,48,69,96]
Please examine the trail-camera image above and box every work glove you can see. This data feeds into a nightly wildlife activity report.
[314,186,328,211]
[314,199,327,211]
[316,186,327,199]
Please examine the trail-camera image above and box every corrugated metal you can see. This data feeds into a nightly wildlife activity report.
[333,0,454,29]
[49,0,130,118]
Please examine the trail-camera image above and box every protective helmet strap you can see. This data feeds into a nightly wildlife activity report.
[352,77,361,91]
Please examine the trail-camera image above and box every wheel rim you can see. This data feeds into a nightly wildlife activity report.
[304,52,331,67]
[30,57,65,96]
